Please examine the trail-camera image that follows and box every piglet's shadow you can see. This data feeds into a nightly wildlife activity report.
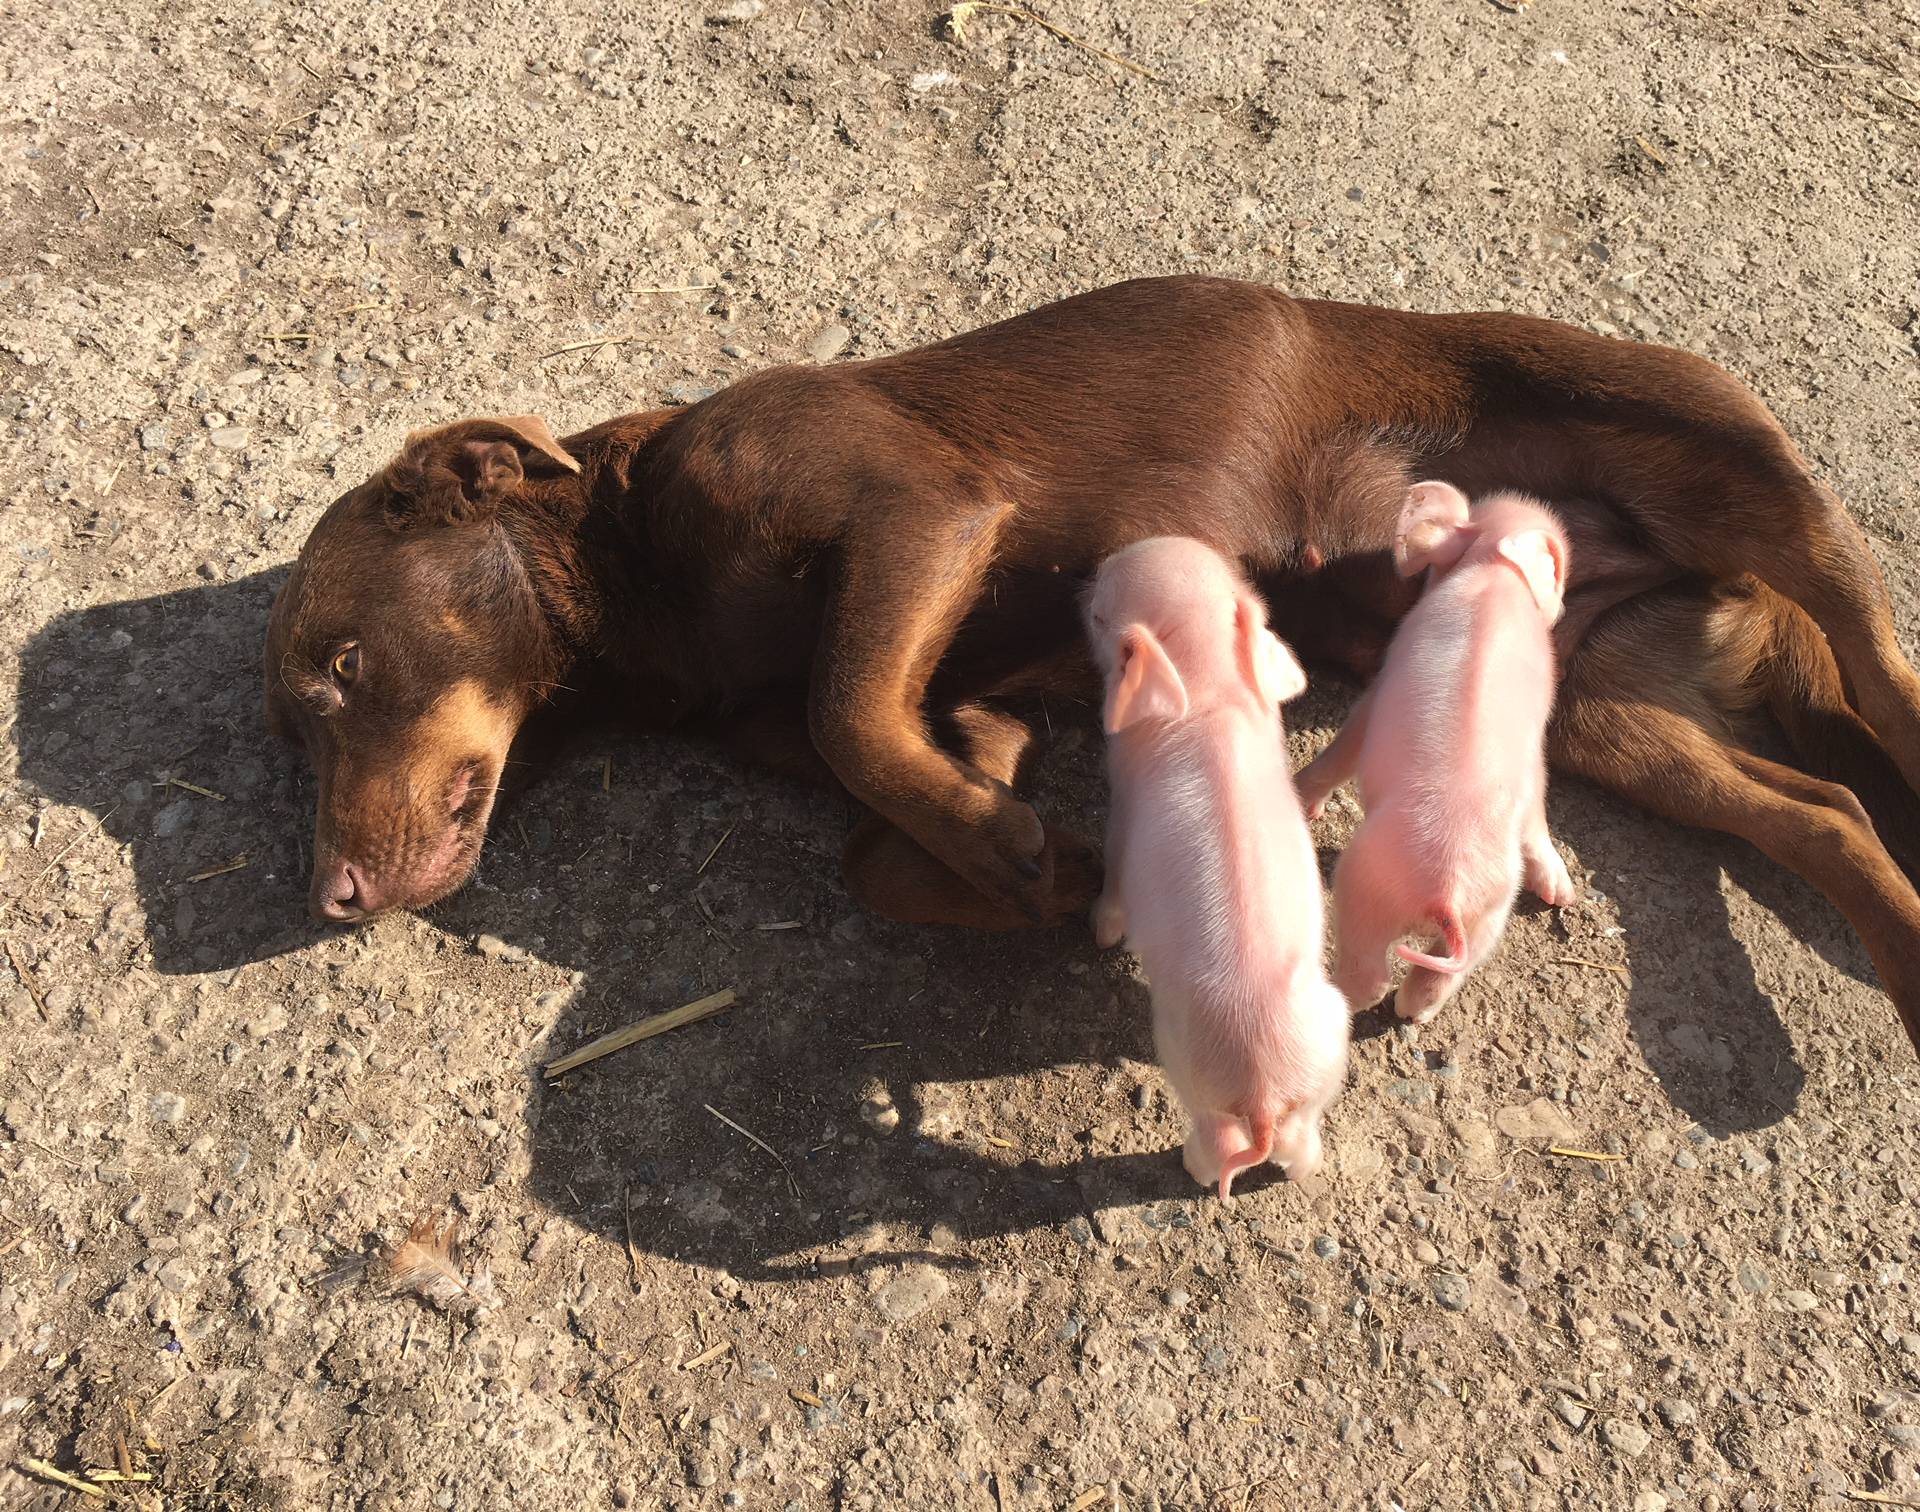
[523,921,1199,1283]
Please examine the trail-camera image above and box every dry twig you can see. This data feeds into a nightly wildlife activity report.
[1555,955,1631,977]
[695,824,736,875]
[17,1459,108,1500]
[186,854,251,883]
[543,988,736,1078]
[705,1103,800,1198]
[5,939,49,1020]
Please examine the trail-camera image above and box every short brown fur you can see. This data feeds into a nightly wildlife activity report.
[264,276,1920,1050]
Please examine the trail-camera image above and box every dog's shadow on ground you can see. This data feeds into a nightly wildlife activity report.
[12,577,1875,1284]
[11,569,324,977]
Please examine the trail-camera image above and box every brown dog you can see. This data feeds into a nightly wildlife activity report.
[264,276,1920,1050]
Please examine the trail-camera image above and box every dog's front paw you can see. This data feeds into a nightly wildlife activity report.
[942,795,1052,917]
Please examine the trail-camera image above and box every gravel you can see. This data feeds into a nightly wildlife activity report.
[2,0,1916,1505]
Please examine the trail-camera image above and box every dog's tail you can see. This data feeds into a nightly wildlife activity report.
[1218,1109,1275,1202]
[1759,587,1920,883]
[1395,909,1469,974]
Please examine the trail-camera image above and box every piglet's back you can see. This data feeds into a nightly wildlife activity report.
[1360,561,1556,820]
[1115,716,1327,1056]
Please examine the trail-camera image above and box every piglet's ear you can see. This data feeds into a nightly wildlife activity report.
[1105,625,1190,733]
[1236,596,1307,707]
[1497,530,1569,624]
[382,415,581,531]
[1394,480,1475,579]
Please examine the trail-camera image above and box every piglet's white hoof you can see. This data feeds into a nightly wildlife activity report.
[1531,864,1581,910]
[1181,1138,1222,1192]
[1391,992,1442,1027]
[1090,895,1127,949]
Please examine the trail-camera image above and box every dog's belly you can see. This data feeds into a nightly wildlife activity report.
[935,567,1091,701]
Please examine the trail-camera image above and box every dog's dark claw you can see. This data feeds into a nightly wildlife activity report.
[1015,855,1043,881]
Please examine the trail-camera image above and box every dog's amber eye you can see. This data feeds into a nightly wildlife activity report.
[331,645,360,685]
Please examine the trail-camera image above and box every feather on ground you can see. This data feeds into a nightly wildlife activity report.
[377,1216,500,1315]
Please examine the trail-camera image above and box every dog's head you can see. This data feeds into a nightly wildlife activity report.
[265,415,581,923]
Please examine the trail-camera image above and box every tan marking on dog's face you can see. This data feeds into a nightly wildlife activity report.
[403,677,518,778]
[313,677,523,915]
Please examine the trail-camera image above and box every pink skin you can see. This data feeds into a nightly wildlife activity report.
[1295,483,1581,1025]
[1086,537,1350,1198]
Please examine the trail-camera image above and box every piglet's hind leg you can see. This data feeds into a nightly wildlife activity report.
[1182,1112,1254,1195]
[1522,785,1580,907]
[1329,830,1408,1010]
[1394,903,1510,1025]
[1268,1108,1325,1181]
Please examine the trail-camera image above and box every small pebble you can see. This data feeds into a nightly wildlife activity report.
[155,1258,196,1294]
[1600,1419,1652,1458]
[1312,1235,1340,1260]
[872,1264,948,1323]
[808,323,851,363]
[1431,1273,1471,1313]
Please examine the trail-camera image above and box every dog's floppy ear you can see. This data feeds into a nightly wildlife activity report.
[383,415,581,530]
[1236,595,1307,707]
[1105,625,1190,733]
[1497,529,1569,624]
[1394,480,1475,579]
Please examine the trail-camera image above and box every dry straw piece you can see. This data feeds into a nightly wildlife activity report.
[542,988,737,1079]
[17,1459,108,1500]
[705,1103,801,1198]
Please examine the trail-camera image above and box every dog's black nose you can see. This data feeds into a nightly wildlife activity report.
[311,861,375,923]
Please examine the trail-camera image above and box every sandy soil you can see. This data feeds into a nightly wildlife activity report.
[3,0,1919,1508]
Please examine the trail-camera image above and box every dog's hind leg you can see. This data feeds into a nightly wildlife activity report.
[1552,592,1920,1052]
[1759,587,1920,885]
[1598,417,1920,797]
[1746,493,1920,798]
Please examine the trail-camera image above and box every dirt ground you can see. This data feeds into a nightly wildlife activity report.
[3,0,1919,1507]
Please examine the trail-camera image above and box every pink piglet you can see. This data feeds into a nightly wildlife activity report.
[1087,536,1349,1197]
[1295,482,1580,1025]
